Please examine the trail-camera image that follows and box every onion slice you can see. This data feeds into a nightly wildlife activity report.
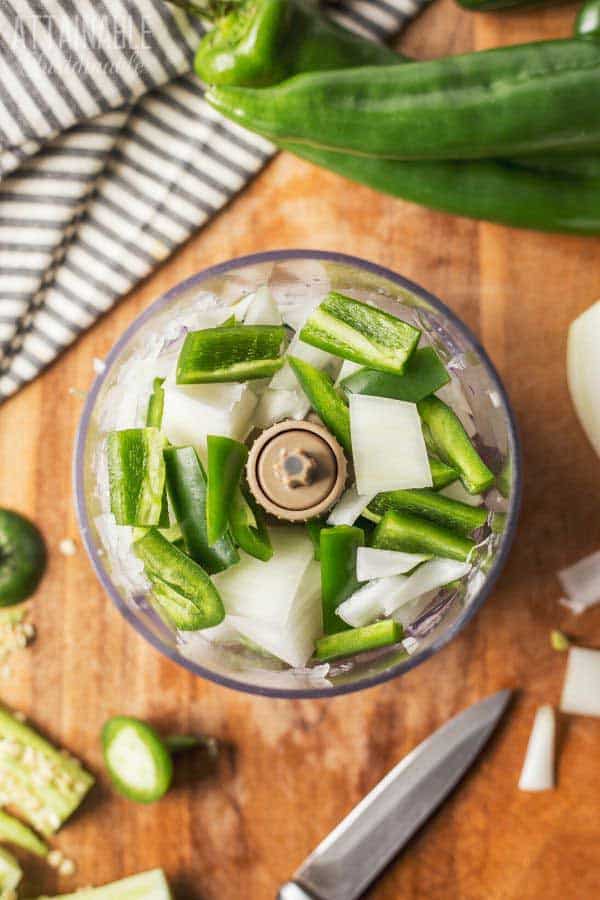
[356,547,431,580]
[439,481,483,507]
[518,705,555,792]
[557,550,600,615]
[560,646,600,718]
[382,557,471,616]
[244,285,282,326]
[336,576,405,628]
[567,299,600,458]
[327,485,375,527]
[349,395,432,494]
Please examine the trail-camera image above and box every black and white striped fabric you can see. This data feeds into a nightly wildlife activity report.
[0,0,427,403]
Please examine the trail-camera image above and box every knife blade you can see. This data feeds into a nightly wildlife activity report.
[277,689,512,900]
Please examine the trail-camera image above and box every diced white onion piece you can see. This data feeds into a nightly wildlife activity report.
[349,395,433,494]
[162,376,257,455]
[254,388,311,429]
[439,481,482,507]
[335,359,362,385]
[94,513,149,595]
[230,291,257,321]
[336,576,406,628]
[213,527,314,624]
[327,485,375,527]
[356,547,432,581]
[567,300,600,458]
[560,646,600,717]
[269,259,330,331]
[558,550,600,615]
[382,557,471,616]
[518,705,555,792]
[194,618,240,643]
[271,334,342,390]
[392,589,439,628]
[227,558,322,667]
[244,285,282,326]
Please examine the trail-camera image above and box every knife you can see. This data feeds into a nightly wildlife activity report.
[277,689,512,900]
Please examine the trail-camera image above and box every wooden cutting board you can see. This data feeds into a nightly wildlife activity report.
[1,2,599,897]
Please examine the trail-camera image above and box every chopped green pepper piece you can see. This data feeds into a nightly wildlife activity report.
[176,324,286,383]
[102,716,173,804]
[219,314,237,327]
[299,292,421,376]
[134,528,225,630]
[373,510,475,562]
[0,706,94,837]
[429,457,460,489]
[288,356,351,453]
[418,396,495,494]
[108,428,166,527]
[0,810,47,857]
[229,488,273,561]
[550,629,571,652]
[368,488,487,536]
[0,509,47,607]
[315,620,403,662]
[341,347,449,402]
[206,436,249,545]
[320,525,364,634]
[306,519,325,560]
[145,378,165,428]
[164,446,238,574]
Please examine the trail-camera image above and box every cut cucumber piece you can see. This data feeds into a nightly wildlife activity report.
[368,488,488,536]
[373,510,475,562]
[300,292,421,376]
[176,325,286,383]
[0,509,47,607]
[34,868,172,899]
[206,436,248,546]
[107,429,166,527]
[164,446,239,574]
[0,706,94,837]
[418,396,495,494]
[315,620,403,662]
[145,378,165,429]
[0,809,47,857]
[102,717,173,804]
[134,528,225,631]
[288,356,351,453]
[0,846,23,893]
[341,347,449,401]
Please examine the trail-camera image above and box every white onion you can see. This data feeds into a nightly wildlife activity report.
[336,577,406,628]
[356,547,431,580]
[558,550,600,615]
[254,387,311,429]
[327,485,375,527]
[567,300,600,458]
[335,359,362,385]
[349,395,432,494]
[439,481,482,507]
[518,705,555,792]
[560,646,600,718]
[243,285,282,326]
[382,557,471,616]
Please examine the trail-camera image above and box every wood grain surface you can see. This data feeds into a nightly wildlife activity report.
[1,2,599,898]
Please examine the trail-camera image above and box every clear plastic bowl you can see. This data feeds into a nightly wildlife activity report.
[74,250,522,698]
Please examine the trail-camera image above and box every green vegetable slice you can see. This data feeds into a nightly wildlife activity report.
[373,510,475,562]
[164,446,238,574]
[0,509,46,607]
[288,356,351,453]
[134,528,225,630]
[429,457,459,490]
[0,809,47,857]
[145,378,165,428]
[33,868,172,900]
[102,717,173,804]
[206,436,248,545]
[108,428,166,527]
[0,846,23,892]
[0,706,94,836]
[418,396,495,494]
[315,620,403,662]
[229,489,273,562]
[320,525,364,635]
[299,292,421,375]
[368,488,487,536]
[341,347,449,401]
[176,324,286,383]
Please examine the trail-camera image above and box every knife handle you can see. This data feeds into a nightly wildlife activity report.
[277,881,321,900]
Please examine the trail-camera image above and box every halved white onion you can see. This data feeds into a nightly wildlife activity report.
[518,705,555,792]
[567,299,600,458]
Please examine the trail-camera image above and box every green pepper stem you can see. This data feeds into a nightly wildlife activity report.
[166,0,246,23]
[164,735,218,755]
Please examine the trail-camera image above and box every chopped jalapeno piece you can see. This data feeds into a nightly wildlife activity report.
[315,620,403,662]
[107,428,167,527]
[341,347,449,402]
[288,356,351,453]
[373,510,475,562]
[320,525,364,634]
[176,324,286,383]
[206,436,248,546]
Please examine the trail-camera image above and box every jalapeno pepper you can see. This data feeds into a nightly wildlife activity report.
[146,378,165,428]
[206,436,249,545]
[368,488,488,536]
[176,324,286,383]
[229,487,273,561]
[341,347,449,402]
[288,356,352,454]
[0,509,46,607]
[320,525,364,635]
[315,619,403,662]
[164,446,239,573]
[373,510,475,562]
[107,428,167,527]
[576,0,600,39]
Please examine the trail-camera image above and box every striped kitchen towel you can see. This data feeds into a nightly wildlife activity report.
[0,0,427,404]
